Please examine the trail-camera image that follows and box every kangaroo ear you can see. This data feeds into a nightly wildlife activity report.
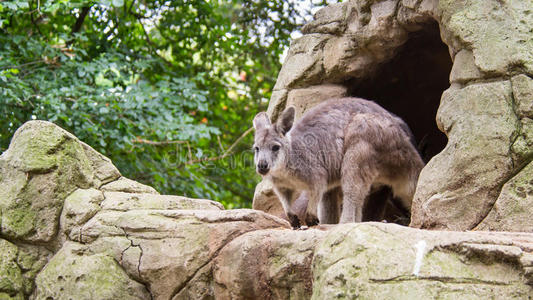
[253,112,271,131]
[276,106,295,135]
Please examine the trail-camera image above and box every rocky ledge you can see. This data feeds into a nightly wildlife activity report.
[1,121,532,299]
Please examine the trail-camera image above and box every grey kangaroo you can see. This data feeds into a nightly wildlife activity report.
[253,97,424,228]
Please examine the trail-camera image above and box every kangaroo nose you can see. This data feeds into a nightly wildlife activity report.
[257,161,269,175]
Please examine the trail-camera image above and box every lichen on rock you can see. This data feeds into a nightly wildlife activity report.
[33,242,151,300]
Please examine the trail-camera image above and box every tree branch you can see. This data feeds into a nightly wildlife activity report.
[132,138,189,145]
[72,6,91,35]
[132,127,254,166]
[29,0,43,36]
[132,13,174,67]
[183,127,253,165]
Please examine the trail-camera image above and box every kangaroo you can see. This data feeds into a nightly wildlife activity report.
[253,97,425,228]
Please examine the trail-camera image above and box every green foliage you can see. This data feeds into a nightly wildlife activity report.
[0,0,325,208]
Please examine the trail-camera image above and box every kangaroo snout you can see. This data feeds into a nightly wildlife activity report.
[257,161,269,175]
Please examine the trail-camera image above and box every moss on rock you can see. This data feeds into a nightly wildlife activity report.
[0,239,23,297]
[0,121,120,243]
[33,242,150,300]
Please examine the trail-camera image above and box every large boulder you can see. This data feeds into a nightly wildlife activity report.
[213,222,533,299]
[312,223,533,299]
[0,121,290,299]
[254,0,533,232]
[0,121,119,243]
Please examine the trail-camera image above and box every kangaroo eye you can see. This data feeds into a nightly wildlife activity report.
[254,147,259,152]
[272,145,280,151]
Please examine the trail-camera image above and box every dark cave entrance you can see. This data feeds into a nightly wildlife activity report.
[349,21,453,225]
[347,21,452,162]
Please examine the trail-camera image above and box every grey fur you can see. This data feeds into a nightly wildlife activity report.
[253,97,425,228]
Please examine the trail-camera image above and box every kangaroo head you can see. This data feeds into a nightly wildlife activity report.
[252,107,295,175]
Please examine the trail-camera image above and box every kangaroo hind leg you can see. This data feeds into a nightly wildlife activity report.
[339,144,379,223]
[318,187,342,224]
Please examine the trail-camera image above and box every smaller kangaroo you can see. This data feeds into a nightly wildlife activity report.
[253,97,424,228]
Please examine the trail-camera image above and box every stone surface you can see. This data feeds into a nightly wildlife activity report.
[475,161,533,231]
[312,223,533,299]
[0,239,23,299]
[78,209,288,300]
[439,0,533,76]
[101,177,159,194]
[286,84,347,119]
[252,178,287,221]
[449,49,482,84]
[33,242,151,300]
[273,34,328,91]
[80,141,121,187]
[213,228,327,299]
[0,121,116,243]
[411,81,518,230]
[100,191,224,212]
[510,74,533,166]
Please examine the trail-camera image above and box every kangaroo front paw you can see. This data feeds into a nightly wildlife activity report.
[305,214,319,227]
[287,213,301,229]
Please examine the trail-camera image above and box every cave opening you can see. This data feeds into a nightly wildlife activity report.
[348,21,453,225]
[347,21,452,162]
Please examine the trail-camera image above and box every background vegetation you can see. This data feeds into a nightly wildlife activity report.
[0,0,333,208]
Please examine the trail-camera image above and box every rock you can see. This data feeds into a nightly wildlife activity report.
[287,84,348,119]
[510,74,533,166]
[512,75,533,119]
[0,239,23,299]
[80,141,121,187]
[0,121,101,243]
[266,89,288,122]
[301,3,348,35]
[0,240,50,299]
[77,209,289,300]
[15,244,51,296]
[273,34,328,91]
[439,0,533,76]
[100,191,224,211]
[60,189,225,244]
[475,161,533,231]
[312,223,533,299]
[252,178,287,221]
[449,49,482,84]
[101,177,159,194]
[59,188,105,244]
[213,228,327,299]
[33,242,151,300]
[410,81,518,230]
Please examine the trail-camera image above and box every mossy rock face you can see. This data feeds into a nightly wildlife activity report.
[311,223,533,299]
[0,239,23,298]
[0,239,52,299]
[439,0,533,76]
[0,121,120,243]
[33,242,150,300]
[77,209,288,300]
[411,81,519,230]
[476,160,533,231]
